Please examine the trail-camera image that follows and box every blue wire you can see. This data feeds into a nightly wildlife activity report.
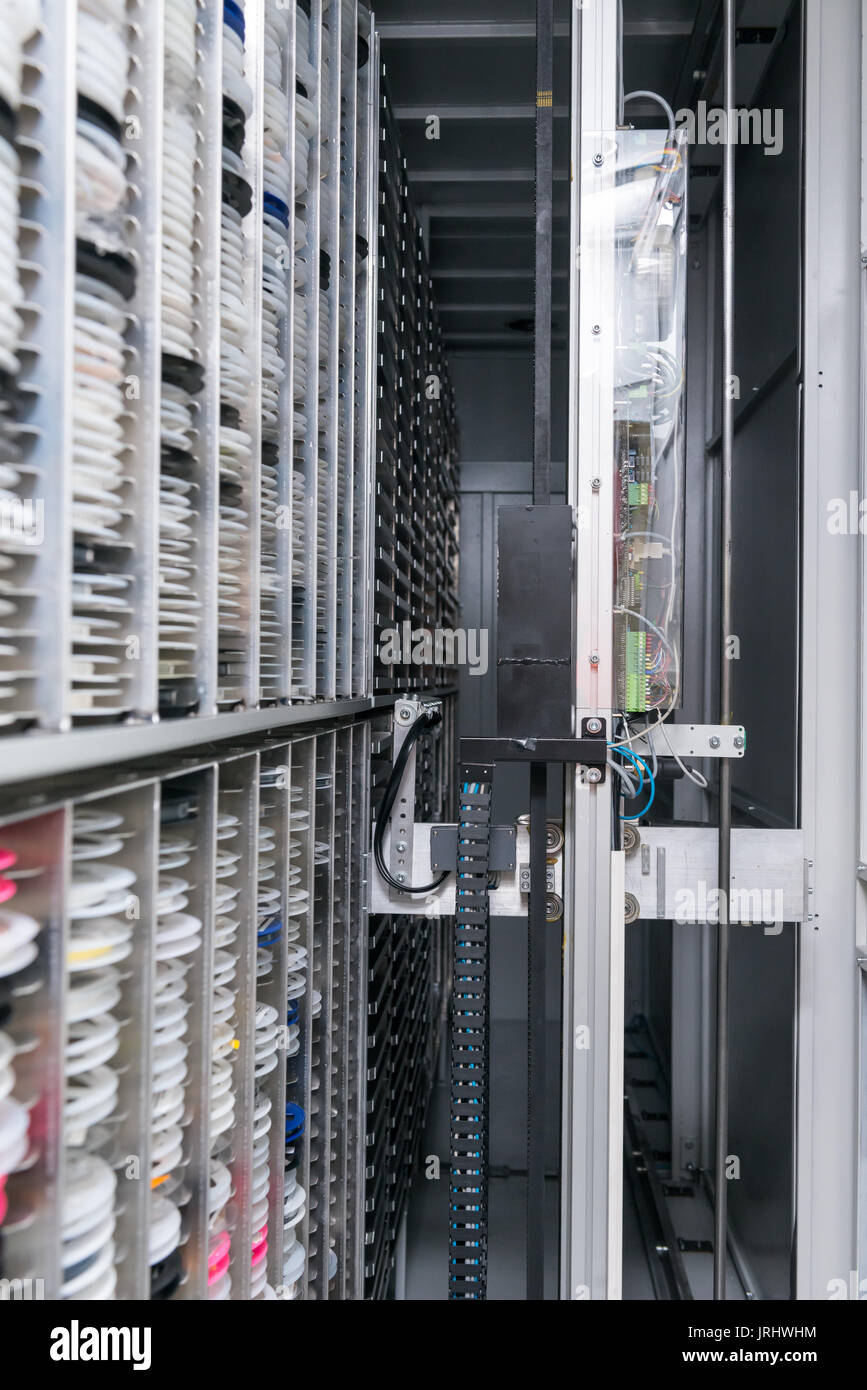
[609,744,656,821]
[608,744,645,795]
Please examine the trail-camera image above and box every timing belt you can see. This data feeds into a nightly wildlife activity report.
[448,765,492,1299]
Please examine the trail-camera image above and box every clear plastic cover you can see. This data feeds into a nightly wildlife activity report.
[613,129,687,715]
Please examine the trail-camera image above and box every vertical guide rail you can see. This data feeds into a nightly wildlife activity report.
[714,0,736,1302]
[560,0,620,1301]
[527,762,548,1298]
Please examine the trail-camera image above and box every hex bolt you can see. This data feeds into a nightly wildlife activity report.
[709,736,721,749]
[586,717,602,734]
[587,768,602,785]
[593,152,604,166]
[733,736,745,750]
[589,652,600,666]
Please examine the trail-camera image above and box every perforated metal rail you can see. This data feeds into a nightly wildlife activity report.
[448,766,492,1299]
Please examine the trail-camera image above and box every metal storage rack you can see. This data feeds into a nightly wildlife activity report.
[373,73,460,695]
[0,0,459,1301]
[363,696,455,1299]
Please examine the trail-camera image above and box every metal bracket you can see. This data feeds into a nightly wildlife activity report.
[385,697,441,897]
[370,820,563,917]
[430,823,516,873]
[623,827,806,922]
[628,723,746,760]
[518,863,557,894]
[460,719,608,780]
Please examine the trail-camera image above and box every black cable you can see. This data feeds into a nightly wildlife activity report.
[373,709,450,895]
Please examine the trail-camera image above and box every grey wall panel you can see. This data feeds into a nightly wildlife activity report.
[732,6,802,398]
[725,6,802,828]
[727,924,796,1299]
[729,373,800,827]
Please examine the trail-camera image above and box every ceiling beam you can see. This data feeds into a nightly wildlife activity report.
[377,20,693,40]
[408,168,569,182]
[394,103,569,120]
[432,268,568,279]
[424,204,569,218]
[439,303,570,313]
[377,21,570,39]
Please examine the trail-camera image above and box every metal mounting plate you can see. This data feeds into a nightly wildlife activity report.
[627,723,746,759]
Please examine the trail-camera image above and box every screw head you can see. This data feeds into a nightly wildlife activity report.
[592,324,601,336]
[398,707,412,722]
[586,717,602,734]
[395,872,407,884]
[593,152,604,166]
[733,736,745,750]
[395,842,407,854]
[589,652,600,666]
[587,768,602,784]
[709,736,721,749]
[590,477,601,491]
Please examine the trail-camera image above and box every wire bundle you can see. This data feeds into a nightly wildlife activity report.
[71,0,137,721]
[63,806,137,1299]
[219,0,255,706]
[159,0,203,712]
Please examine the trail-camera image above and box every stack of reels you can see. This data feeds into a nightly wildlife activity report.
[219,0,254,706]
[149,789,203,1299]
[283,776,311,1297]
[209,795,243,1299]
[71,0,137,723]
[0,2,40,733]
[159,0,205,715]
[315,3,332,690]
[251,765,282,1298]
[0,838,39,1268]
[291,0,316,696]
[63,806,136,1300]
[259,2,291,702]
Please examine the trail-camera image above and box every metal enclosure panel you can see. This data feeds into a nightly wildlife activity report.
[496,503,574,737]
[799,0,862,1300]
